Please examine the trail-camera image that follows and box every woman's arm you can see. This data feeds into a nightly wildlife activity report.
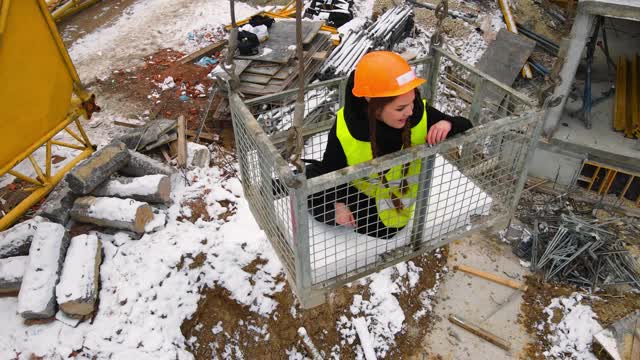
[426,105,473,136]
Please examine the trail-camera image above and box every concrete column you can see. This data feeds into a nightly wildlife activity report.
[543,10,595,137]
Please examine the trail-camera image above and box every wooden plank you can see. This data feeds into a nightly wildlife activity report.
[244,63,282,76]
[177,116,187,168]
[449,315,512,351]
[240,73,273,85]
[185,129,216,142]
[453,264,527,291]
[630,54,639,138]
[114,120,144,128]
[614,56,628,132]
[273,66,295,80]
[179,39,227,64]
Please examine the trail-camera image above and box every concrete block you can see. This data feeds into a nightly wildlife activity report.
[66,141,130,195]
[0,256,28,296]
[56,234,102,318]
[0,217,45,259]
[17,222,69,319]
[92,175,171,203]
[36,181,76,225]
[187,142,211,168]
[120,150,176,177]
[70,196,154,234]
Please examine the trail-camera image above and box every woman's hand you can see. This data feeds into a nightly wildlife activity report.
[426,120,452,145]
[335,202,355,227]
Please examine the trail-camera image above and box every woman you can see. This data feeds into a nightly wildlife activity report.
[307,51,473,239]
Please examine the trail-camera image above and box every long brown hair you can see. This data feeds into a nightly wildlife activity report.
[366,91,415,207]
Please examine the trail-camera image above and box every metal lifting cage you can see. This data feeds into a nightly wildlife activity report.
[230,47,542,308]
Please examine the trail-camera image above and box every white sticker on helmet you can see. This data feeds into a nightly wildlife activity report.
[396,70,416,86]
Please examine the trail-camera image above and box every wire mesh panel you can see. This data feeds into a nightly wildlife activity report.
[231,48,541,307]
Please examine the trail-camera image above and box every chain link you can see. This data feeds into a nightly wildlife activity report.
[430,0,448,48]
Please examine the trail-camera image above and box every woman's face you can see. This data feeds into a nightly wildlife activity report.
[378,90,415,129]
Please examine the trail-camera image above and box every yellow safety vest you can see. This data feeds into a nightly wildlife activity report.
[336,100,428,228]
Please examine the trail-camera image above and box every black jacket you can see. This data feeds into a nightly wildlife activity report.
[306,72,472,238]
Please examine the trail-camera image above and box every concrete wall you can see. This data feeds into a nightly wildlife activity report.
[527,146,584,186]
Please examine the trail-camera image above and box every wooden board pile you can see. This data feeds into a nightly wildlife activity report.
[233,19,335,96]
[0,139,200,323]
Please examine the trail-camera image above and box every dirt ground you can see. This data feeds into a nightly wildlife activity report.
[180,249,448,359]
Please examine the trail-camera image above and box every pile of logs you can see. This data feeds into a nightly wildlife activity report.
[0,137,208,323]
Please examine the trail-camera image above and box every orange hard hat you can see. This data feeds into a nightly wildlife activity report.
[352,51,426,98]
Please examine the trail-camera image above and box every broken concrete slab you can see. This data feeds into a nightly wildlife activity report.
[70,196,154,233]
[0,216,45,259]
[66,141,130,195]
[116,119,177,151]
[144,132,178,152]
[56,234,102,318]
[92,174,171,204]
[0,255,28,296]
[119,150,176,177]
[17,222,69,319]
[187,142,211,168]
[35,181,76,225]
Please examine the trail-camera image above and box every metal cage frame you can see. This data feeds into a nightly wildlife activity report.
[230,47,542,308]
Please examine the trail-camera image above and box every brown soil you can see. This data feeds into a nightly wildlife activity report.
[181,248,448,359]
[96,48,234,145]
[179,198,212,223]
[520,275,640,359]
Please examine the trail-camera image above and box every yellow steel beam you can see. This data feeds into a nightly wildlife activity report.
[614,56,627,132]
[27,155,47,184]
[50,139,87,151]
[64,126,86,145]
[51,0,101,23]
[0,0,10,38]
[8,169,44,187]
[0,147,93,230]
[46,141,52,178]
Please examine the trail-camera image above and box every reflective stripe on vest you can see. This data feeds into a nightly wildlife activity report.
[336,100,428,228]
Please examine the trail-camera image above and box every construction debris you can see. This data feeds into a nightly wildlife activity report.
[304,0,353,28]
[0,216,44,259]
[521,214,640,291]
[92,175,172,204]
[319,6,413,79]
[187,142,211,168]
[476,29,536,88]
[119,150,176,177]
[448,315,512,351]
[453,264,527,291]
[35,181,75,225]
[594,310,640,360]
[70,197,154,234]
[0,256,28,296]
[17,222,69,320]
[66,141,130,195]
[56,234,102,318]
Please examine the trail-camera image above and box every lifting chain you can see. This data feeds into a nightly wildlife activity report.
[430,0,448,49]
[221,0,240,91]
[285,0,306,174]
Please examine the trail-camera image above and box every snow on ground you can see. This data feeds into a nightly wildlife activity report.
[0,1,490,358]
[67,0,257,83]
[0,164,284,359]
[539,293,603,360]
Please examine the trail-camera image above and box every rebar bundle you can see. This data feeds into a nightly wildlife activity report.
[531,214,640,291]
[319,5,414,79]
